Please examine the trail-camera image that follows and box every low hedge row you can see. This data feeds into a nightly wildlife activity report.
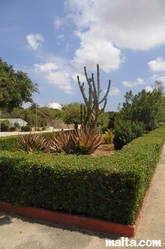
[0,126,165,225]
[0,135,19,151]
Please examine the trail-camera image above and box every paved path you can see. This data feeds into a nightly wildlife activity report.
[0,144,165,248]
[0,130,63,137]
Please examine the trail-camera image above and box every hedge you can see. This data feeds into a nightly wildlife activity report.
[0,125,165,225]
[0,135,19,151]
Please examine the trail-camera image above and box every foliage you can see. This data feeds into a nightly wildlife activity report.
[0,136,19,151]
[9,126,16,131]
[48,130,74,154]
[118,81,164,131]
[0,57,38,112]
[0,132,58,152]
[107,111,119,130]
[0,126,165,225]
[18,133,48,154]
[71,129,103,155]
[102,129,114,144]
[114,120,143,150]
[97,112,109,132]
[158,95,165,122]
[14,122,20,128]
[48,129,103,155]
[77,64,111,132]
[0,120,9,131]
[21,125,31,132]
[62,102,81,130]
[3,105,62,128]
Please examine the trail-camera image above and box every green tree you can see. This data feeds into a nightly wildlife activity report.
[0,58,38,112]
[107,111,119,130]
[62,102,81,131]
[118,81,164,130]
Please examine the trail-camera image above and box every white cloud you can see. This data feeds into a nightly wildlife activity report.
[72,72,86,83]
[59,0,165,51]
[34,56,74,94]
[148,57,165,72]
[72,31,123,73]
[57,34,65,45]
[147,74,165,82]
[122,74,165,93]
[26,33,44,50]
[54,15,72,29]
[122,78,145,88]
[108,87,122,96]
[57,34,65,41]
[145,86,154,92]
[34,62,58,73]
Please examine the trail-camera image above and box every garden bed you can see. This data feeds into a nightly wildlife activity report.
[0,126,165,237]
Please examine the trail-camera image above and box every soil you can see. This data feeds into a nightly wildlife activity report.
[92,143,114,156]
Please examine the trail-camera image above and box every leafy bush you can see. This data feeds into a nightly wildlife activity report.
[9,126,17,131]
[1,120,9,131]
[0,136,19,151]
[21,125,31,132]
[102,129,114,144]
[14,122,20,128]
[0,126,165,225]
[100,124,108,133]
[114,120,143,150]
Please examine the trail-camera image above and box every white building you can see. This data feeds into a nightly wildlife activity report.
[0,118,28,127]
[45,99,62,110]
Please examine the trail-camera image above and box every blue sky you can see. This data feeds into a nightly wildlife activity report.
[0,0,165,111]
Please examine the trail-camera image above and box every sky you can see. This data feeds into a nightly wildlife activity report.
[0,0,165,112]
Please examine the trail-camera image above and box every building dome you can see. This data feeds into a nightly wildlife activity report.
[45,99,62,110]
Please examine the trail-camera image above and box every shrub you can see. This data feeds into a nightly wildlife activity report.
[14,122,20,128]
[102,129,114,144]
[114,120,143,150]
[100,124,108,133]
[71,129,103,155]
[21,125,31,132]
[48,130,74,154]
[18,133,48,154]
[1,120,9,131]
[0,136,19,151]
[9,126,17,131]
[48,129,103,155]
[0,126,165,225]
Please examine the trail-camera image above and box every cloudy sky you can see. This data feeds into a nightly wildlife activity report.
[0,0,165,111]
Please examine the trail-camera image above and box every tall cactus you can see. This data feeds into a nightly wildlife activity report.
[77,64,111,133]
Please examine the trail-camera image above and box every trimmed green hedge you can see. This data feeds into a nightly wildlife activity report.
[0,126,165,225]
[0,136,19,151]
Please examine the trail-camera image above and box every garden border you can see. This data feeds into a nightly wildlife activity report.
[0,167,156,238]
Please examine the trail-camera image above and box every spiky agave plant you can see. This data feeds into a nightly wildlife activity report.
[18,133,48,154]
[48,130,74,154]
[71,128,103,155]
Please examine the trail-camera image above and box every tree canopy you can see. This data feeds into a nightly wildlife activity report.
[62,102,81,130]
[0,58,38,112]
[118,81,165,130]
